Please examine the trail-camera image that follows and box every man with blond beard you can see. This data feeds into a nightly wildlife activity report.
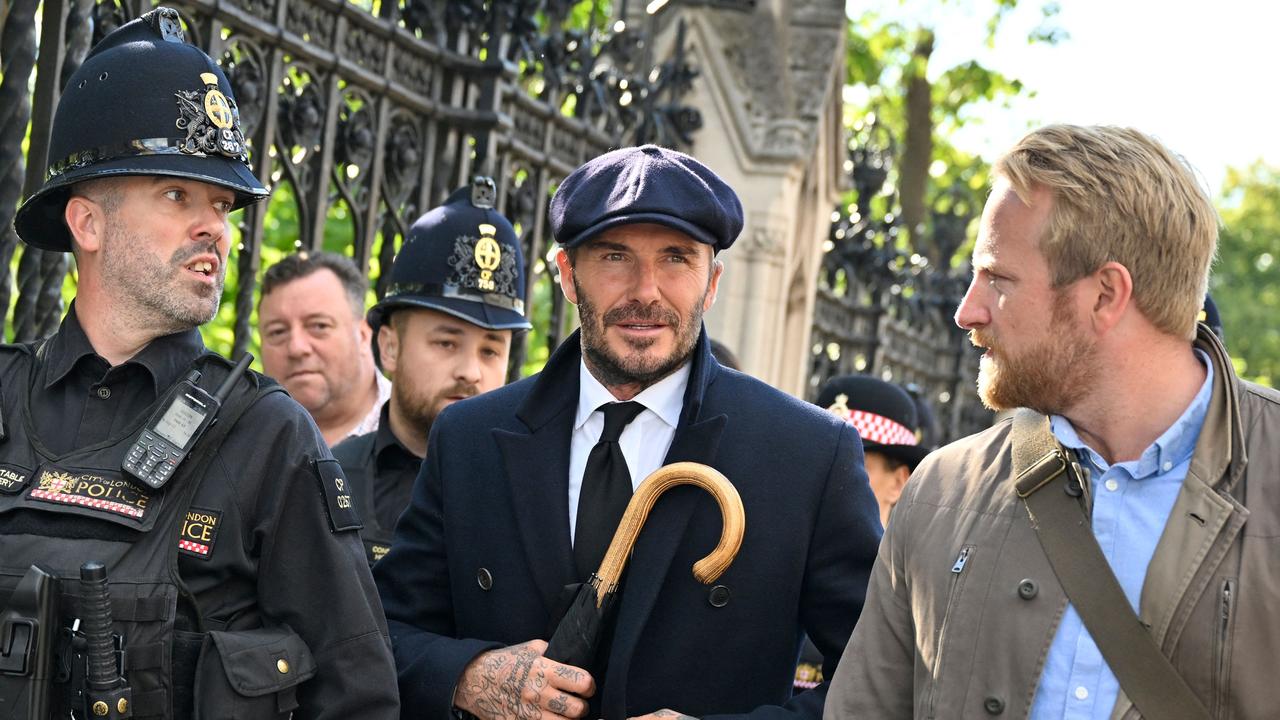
[826,125,1280,719]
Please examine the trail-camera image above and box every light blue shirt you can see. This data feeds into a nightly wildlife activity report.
[1029,350,1214,720]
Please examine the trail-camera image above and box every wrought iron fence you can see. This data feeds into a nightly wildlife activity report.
[0,0,703,375]
[3,0,992,442]
[808,133,994,446]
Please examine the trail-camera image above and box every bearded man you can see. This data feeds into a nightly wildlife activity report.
[374,146,880,720]
[826,125,1280,720]
[332,178,529,565]
[0,9,396,717]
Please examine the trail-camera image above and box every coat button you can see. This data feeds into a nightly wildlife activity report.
[476,568,493,591]
[276,658,289,674]
[984,696,1005,714]
[708,585,730,607]
[1017,579,1038,600]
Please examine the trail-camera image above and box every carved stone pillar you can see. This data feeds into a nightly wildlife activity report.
[656,0,847,396]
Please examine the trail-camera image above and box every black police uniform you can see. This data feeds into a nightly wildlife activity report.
[2,308,398,718]
[333,179,530,567]
[330,405,420,565]
[0,9,397,719]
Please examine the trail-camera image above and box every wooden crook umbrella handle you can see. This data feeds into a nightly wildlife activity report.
[592,462,746,606]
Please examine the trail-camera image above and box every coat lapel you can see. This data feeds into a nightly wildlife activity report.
[604,332,727,717]
[495,333,583,615]
[1139,327,1250,646]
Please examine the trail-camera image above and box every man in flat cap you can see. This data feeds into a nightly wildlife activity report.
[376,145,880,719]
[0,8,396,718]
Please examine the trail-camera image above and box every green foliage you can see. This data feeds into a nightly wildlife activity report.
[521,268,557,377]
[1212,161,1280,386]
[196,179,383,373]
[841,2,1059,267]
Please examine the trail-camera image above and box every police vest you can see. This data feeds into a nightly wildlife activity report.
[0,344,285,719]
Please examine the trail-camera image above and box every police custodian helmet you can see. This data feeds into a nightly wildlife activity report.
[367,177,532,344]
[14,7,268,251]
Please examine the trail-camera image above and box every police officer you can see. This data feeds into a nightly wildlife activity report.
[332,178,530,565]
[795,375,932,692]
[816,375,931,528]
[0,9,397,718]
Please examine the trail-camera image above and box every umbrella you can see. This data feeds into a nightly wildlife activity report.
[544,461,746,673]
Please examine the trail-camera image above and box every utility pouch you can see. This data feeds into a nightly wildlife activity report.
[0,565,57,720]
[191,625,316,720]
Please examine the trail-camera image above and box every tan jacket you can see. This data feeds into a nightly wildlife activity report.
[825,328,1280,719]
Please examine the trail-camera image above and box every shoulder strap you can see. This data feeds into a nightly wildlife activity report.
[165,353,280,632]
[1010,409,1211,720]
[0,340,42,443]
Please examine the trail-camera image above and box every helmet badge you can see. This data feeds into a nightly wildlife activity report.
[174,72,248,161]
[473,223,502,292]
[201,73,235,129]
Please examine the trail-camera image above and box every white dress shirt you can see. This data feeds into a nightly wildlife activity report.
[567,358,690,542]
[345,371,392,442]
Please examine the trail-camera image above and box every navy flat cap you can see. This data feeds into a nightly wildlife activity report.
[550,145,744,251]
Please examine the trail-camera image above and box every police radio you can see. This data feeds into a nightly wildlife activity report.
[122,354,253,489]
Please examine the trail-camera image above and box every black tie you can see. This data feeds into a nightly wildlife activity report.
[574,401,647,580]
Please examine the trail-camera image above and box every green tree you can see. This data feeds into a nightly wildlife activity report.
[1212,161,1280,387]
[842,2,1063,267]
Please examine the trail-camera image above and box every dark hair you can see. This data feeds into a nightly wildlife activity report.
[880,453,908,472]
[260,251,366,317]
[708,338,740,370]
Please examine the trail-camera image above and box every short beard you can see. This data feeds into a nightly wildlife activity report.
[100,215,224,332]
[575,277,707,390]
[394,380,476,441]
[972,289,1098,415]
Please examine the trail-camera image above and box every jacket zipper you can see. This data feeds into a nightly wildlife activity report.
[1213,578,1236,719]
[927,545,974,719]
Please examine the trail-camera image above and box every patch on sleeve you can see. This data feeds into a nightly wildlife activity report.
[365,541,391,565]
[178,508,222,559]
[313,458,362,533]
[0,464,31,494]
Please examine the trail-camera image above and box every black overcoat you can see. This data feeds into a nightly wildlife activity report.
[374,329,881,719]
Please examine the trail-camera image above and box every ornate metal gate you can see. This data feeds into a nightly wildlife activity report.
[808,137,994,445]
[0,0,702,375]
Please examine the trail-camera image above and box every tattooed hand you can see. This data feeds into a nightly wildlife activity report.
[630,709,698,720]
[454,639,595,720]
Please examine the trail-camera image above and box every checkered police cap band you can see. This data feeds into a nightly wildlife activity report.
[834,409,919,447]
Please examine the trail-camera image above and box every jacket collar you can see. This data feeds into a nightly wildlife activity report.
[513,326,720,433]
[498,326,722,613]
[1190,323,1247,491]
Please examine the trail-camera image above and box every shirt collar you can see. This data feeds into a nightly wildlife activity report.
[43,302,206,394]
[575,358,691,431]
[373,402,421,463]
[1051,348,1215,478]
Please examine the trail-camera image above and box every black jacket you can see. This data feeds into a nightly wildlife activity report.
[374,329,881,719]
